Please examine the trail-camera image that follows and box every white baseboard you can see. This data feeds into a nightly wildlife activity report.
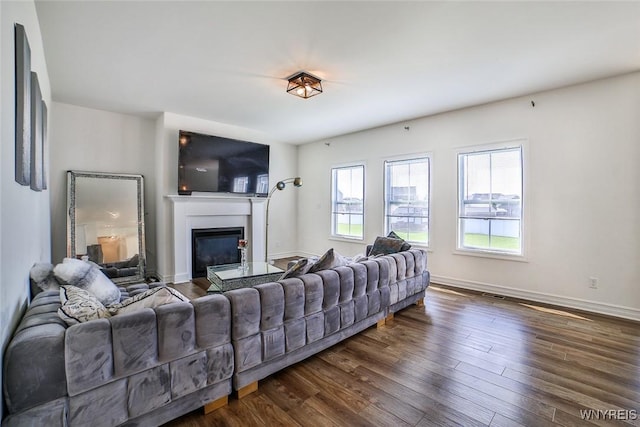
[159,273,177,283]
[430,274,640,322]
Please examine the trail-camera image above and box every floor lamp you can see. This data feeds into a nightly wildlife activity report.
[265,177,302,263]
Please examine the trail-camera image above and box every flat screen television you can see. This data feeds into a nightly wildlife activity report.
[178,130,270,196]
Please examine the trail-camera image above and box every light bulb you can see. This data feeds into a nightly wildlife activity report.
[297,87,305,96]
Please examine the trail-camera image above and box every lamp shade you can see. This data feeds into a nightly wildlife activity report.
[287,72,322,99]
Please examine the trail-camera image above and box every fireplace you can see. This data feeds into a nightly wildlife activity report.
[192,227,244,278]
[167,195,266,283]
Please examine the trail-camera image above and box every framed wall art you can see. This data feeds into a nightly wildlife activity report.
[42,100,48,190]
[30,72,43,191]
[15,23,31,186]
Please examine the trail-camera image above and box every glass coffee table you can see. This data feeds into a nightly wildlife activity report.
[206,262,284,293]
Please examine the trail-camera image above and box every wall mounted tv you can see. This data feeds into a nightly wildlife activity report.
[178,130,270,196]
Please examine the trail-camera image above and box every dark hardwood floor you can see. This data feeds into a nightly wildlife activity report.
[164,278,640,427]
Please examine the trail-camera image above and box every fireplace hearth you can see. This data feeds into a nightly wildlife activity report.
[191,227,244,278]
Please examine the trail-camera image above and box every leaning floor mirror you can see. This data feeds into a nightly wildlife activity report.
[67,171,146,284]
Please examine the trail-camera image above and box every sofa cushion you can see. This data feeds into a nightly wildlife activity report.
[109,286,188,315]
[54,258,121,306]
[58,285,112,325]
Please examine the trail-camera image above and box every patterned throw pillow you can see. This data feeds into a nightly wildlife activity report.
[53,258,121,306]
[108,286,189,315]
[307,248,349,273]
[279,258,312,280]
[387,231,412,251]
[368,236,406,256]
[58,285,111,326]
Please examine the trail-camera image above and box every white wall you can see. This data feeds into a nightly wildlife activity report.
[154,112,299,281]
[0,1,51,420]
[49,102,157,271]
[298,72,640,320]
[48,106,299,283]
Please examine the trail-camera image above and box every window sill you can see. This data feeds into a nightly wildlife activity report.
[405,243,431,252]
[453,249,528,263]
[329,236,365,244]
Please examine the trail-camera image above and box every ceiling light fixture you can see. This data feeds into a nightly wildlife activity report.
[286,72,322,99]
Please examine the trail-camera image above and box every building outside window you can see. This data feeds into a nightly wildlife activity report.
[458,145,523,255]
[331,165,364,239]
[384,157,430,246]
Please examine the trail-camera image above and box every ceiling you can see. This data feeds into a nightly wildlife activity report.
[35,1,640,145]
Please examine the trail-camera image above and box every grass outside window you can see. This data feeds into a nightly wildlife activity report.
[335,223,363,238]
[462,233,520,252]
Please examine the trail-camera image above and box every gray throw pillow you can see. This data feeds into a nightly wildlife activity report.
[279,258,312,280]
[387,231,412,251]
[307,248,349,273]
[368,236,405,256]
[53,258,121,306]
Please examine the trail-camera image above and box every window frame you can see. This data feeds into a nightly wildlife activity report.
[455,140,526,260]
[330,163,365,241]
[383,154,431,248]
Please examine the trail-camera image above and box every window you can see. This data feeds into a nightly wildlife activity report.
[232,176,249,193]
[331,165,364,239]
[384,157,430,246]
[256,174,269,194]
[458,145,523,255]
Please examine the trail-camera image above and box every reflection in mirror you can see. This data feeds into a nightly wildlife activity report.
[67,171,146,284]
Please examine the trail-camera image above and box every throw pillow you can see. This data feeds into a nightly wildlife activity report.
[307,248,349,273]
[109,286,189,315]
[29,262,60,293]
[279,258,312,280]
[58,285,111,326]
[352,254,369,263]
[387,231,412,252]
[53,258,121,306]
[368,236,406,256]
[126,253,140,267]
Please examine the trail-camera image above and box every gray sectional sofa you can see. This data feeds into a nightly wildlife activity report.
[3,249,429,426]
[3,287,234,427]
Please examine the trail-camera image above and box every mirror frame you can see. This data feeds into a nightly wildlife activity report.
[67,170,146,284]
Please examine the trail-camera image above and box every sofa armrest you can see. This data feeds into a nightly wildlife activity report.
[3,323,67,414]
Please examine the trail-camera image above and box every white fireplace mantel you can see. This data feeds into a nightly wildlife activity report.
[167,194,266,283]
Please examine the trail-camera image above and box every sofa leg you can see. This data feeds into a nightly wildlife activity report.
[203,395,228,414]
[415,298,425,307]
[385,313,394,323]
[376,318,386,328]
[237,381,258,399]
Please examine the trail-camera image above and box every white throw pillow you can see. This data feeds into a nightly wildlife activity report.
[109,286,189,315]
[54,258,121,306]
[30,262,60,292]
[58,285,111,326]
